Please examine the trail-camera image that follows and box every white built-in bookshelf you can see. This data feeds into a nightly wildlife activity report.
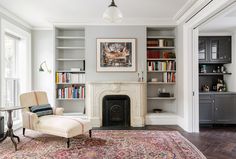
[146,27,177,125]
[54,26,86,116]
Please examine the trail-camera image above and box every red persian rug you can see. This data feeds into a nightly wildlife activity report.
[0,130,206,159]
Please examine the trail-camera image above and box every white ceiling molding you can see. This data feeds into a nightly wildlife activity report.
[0,5,32,29]
[173,0,198,21]
[50,18,177,27]
[175,0,213,24]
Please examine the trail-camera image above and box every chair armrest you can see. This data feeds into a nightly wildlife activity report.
[53,107,64,115]
[22,111,39,130]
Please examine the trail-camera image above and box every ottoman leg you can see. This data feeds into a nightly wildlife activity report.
[67,138,70,148]
[89,130,92,138]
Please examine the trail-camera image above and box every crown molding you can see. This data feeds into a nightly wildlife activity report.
[50,18,177,27]
[175,0,212,24]
[0,5,32,29]
[173,0,198,21]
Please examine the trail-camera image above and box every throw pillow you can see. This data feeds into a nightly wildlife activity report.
[29,104,53,117]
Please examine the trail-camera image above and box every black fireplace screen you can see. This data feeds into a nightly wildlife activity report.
[103,95,130,127]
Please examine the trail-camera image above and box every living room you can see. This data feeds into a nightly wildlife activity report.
[0,0,236,158]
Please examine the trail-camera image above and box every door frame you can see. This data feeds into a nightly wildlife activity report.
[183,0,236,132]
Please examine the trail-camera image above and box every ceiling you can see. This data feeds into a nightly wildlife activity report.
[0,0,194,28]
[200,4,236,33]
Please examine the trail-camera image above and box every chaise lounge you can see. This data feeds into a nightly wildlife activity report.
[20,91,92,148]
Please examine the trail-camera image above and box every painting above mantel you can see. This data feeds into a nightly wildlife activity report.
[96,38,136,72]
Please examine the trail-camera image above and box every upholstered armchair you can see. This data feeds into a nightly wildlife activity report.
[20,91,92,147]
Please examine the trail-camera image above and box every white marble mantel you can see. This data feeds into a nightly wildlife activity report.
[86,81,147,127]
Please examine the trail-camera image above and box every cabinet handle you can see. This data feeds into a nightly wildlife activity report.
[216,107,218,111]
[212,100,215,103]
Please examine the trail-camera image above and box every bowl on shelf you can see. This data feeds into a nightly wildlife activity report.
[153,109,163,113]
[151,78,158,82]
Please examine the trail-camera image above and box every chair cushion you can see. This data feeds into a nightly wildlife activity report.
[37,115,91,138]
[29,104,53,117]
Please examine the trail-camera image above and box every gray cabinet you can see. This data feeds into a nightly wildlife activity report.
[214,95,235,123]
[199,36,231,64]
[199,94,236,124]
[199,95,214,124]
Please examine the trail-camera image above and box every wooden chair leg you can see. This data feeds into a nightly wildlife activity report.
[67,138,70,148]
[23,128,25,136]
[89,130,92,138]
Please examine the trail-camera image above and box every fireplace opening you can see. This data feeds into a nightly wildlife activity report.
[103,95,130,127]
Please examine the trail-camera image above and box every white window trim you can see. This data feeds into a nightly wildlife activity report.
[0,19,31,130]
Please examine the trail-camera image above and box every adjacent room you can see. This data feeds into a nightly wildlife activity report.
[0,0,236,158]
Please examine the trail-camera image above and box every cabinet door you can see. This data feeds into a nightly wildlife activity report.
[199,95,214,124]
[214,95,235,123]
[219,37,231,63]
[199,37,208,63]
[209,37,231,63]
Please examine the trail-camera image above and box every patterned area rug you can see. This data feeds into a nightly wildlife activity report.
[0,130,206,159]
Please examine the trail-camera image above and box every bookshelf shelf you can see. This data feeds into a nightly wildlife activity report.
[56,46,85,50]
[56,36,85,40]
[56,98,85,101]
[148,82,176,85]
[55,27,86,116]
[147,58,176,61]
[147,36,175,39]
[148,70,176,73]
[56,70,85,73]
[56,83,85,85]
[147,97,176,100]
[147,46,175,49]
[56,58,85,61]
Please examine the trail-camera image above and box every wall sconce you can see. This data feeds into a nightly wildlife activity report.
[39,61,51,73]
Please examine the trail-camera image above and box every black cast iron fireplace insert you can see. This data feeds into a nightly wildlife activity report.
[102,95,130,127]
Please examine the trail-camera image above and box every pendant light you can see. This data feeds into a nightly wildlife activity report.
[103,0,123,23]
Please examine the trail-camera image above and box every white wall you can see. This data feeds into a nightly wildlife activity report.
[32,30,54,105]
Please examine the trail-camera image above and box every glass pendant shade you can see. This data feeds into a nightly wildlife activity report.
[103,1,123,23]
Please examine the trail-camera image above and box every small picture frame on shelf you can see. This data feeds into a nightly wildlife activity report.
[96,38,136,72]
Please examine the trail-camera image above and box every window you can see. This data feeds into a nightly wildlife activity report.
[0,19,32,129]
[4,34,20,120]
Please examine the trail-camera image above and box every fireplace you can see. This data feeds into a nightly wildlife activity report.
[103,95,130,127]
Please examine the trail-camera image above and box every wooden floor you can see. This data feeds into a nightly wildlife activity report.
[95,125,236,159]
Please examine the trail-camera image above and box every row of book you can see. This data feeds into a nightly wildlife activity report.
[163,73,176,83]
[147,39,174,47]
[56,73,85,84]
[147,51,176,59]
[57,86,85,99]
[148,61,176,71]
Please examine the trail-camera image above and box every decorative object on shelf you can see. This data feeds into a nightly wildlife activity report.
[217,66,221,73]
[202,84,210,92]
[221,66,226,73]
[97,38,136,72]
[200,65,207,73]
[39,61,51,73]
[158,92,171,97]
[151,78,158,82]
[103,0,123,23]
[153,109,163,113]
[217,79,224,92]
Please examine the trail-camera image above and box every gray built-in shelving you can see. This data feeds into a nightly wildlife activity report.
[54,26,86,116]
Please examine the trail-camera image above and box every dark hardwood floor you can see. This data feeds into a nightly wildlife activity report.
[95,125,236,159]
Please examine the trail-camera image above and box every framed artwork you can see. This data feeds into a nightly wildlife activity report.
[97,38,136,72]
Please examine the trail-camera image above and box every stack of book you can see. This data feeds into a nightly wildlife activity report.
[148,61,176,71]
[57,86,85,99]
[56,73,85,84]
[163,73,176,82]
[147,40,158,47]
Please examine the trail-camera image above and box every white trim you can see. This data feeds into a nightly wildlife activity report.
[199,32,233,36]
[0,5,32,29]
[32,27,53,30]
[173,0,198,21]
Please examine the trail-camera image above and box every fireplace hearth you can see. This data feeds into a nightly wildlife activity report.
[103,95,130,127]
